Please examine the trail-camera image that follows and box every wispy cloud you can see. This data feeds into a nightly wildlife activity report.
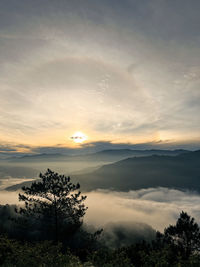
[0,0,200,145]
[0,139,199,155]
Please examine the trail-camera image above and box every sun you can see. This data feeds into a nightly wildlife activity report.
[70,131,87,143]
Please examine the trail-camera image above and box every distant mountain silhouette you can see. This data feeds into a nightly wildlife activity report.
[71,150,200,192]
[5,150,199,192]
[6,179,40,191]
[4,149,188,163]
[0,165,38,179]
[5,153,69,162]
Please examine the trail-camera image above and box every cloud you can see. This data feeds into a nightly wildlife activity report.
[0,0,200,145]
[79,140,200,151]
[30,140,200,155]
[0,143,32,153]
[0,145,18,152]
[1,186,200,246]
[0,139,199,156]
[100,221,156,248]
[0,191,19,204]
[84,188,200,231]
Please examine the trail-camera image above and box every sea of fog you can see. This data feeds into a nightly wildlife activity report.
[1,187,200,232]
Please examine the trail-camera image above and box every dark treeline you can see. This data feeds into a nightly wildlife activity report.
[1,169,200,266]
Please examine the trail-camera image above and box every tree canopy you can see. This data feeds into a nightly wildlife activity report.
[164,211,200,259]
[16,169,88,242]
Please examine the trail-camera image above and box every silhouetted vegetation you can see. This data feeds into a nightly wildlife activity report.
[1,169,200,266]
[16,169,88,243]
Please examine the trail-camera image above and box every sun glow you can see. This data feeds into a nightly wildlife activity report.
[70,131,87,143]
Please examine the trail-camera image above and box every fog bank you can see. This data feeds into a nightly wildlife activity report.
[85,188,200,231]
[1,187,200,232]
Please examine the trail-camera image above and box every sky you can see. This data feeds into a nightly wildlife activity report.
[0,0,200,152]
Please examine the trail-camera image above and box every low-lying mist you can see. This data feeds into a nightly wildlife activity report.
[84,188,200,232]
[0,160,104,189]
[1,187,200,232]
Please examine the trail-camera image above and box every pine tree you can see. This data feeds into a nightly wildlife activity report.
[164,211,200,259]
[16,169,87,242]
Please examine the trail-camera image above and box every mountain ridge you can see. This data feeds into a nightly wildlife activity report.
[3,149,189,163]
[5,150,199,192]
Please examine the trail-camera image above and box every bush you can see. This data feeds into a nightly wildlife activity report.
[0,235,82,267]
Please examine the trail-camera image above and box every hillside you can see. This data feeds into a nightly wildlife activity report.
[5,150,199,192]
[72,150,200,192]
[4,149,188,163]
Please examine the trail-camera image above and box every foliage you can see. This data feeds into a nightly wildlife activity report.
[164,211,200,259]
[1,211,200,266]
[0,235,82,267]
[16,169,87,242]
[88,248,134,267]
[1,168,200,266]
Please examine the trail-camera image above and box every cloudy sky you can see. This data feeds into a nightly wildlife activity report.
[1,0,200,152]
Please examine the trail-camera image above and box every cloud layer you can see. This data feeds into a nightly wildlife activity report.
[0,0,200,146]
[2,186,199,231]
[85,188,200,231]
[1,186,200,245]
[0,139,199,156]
